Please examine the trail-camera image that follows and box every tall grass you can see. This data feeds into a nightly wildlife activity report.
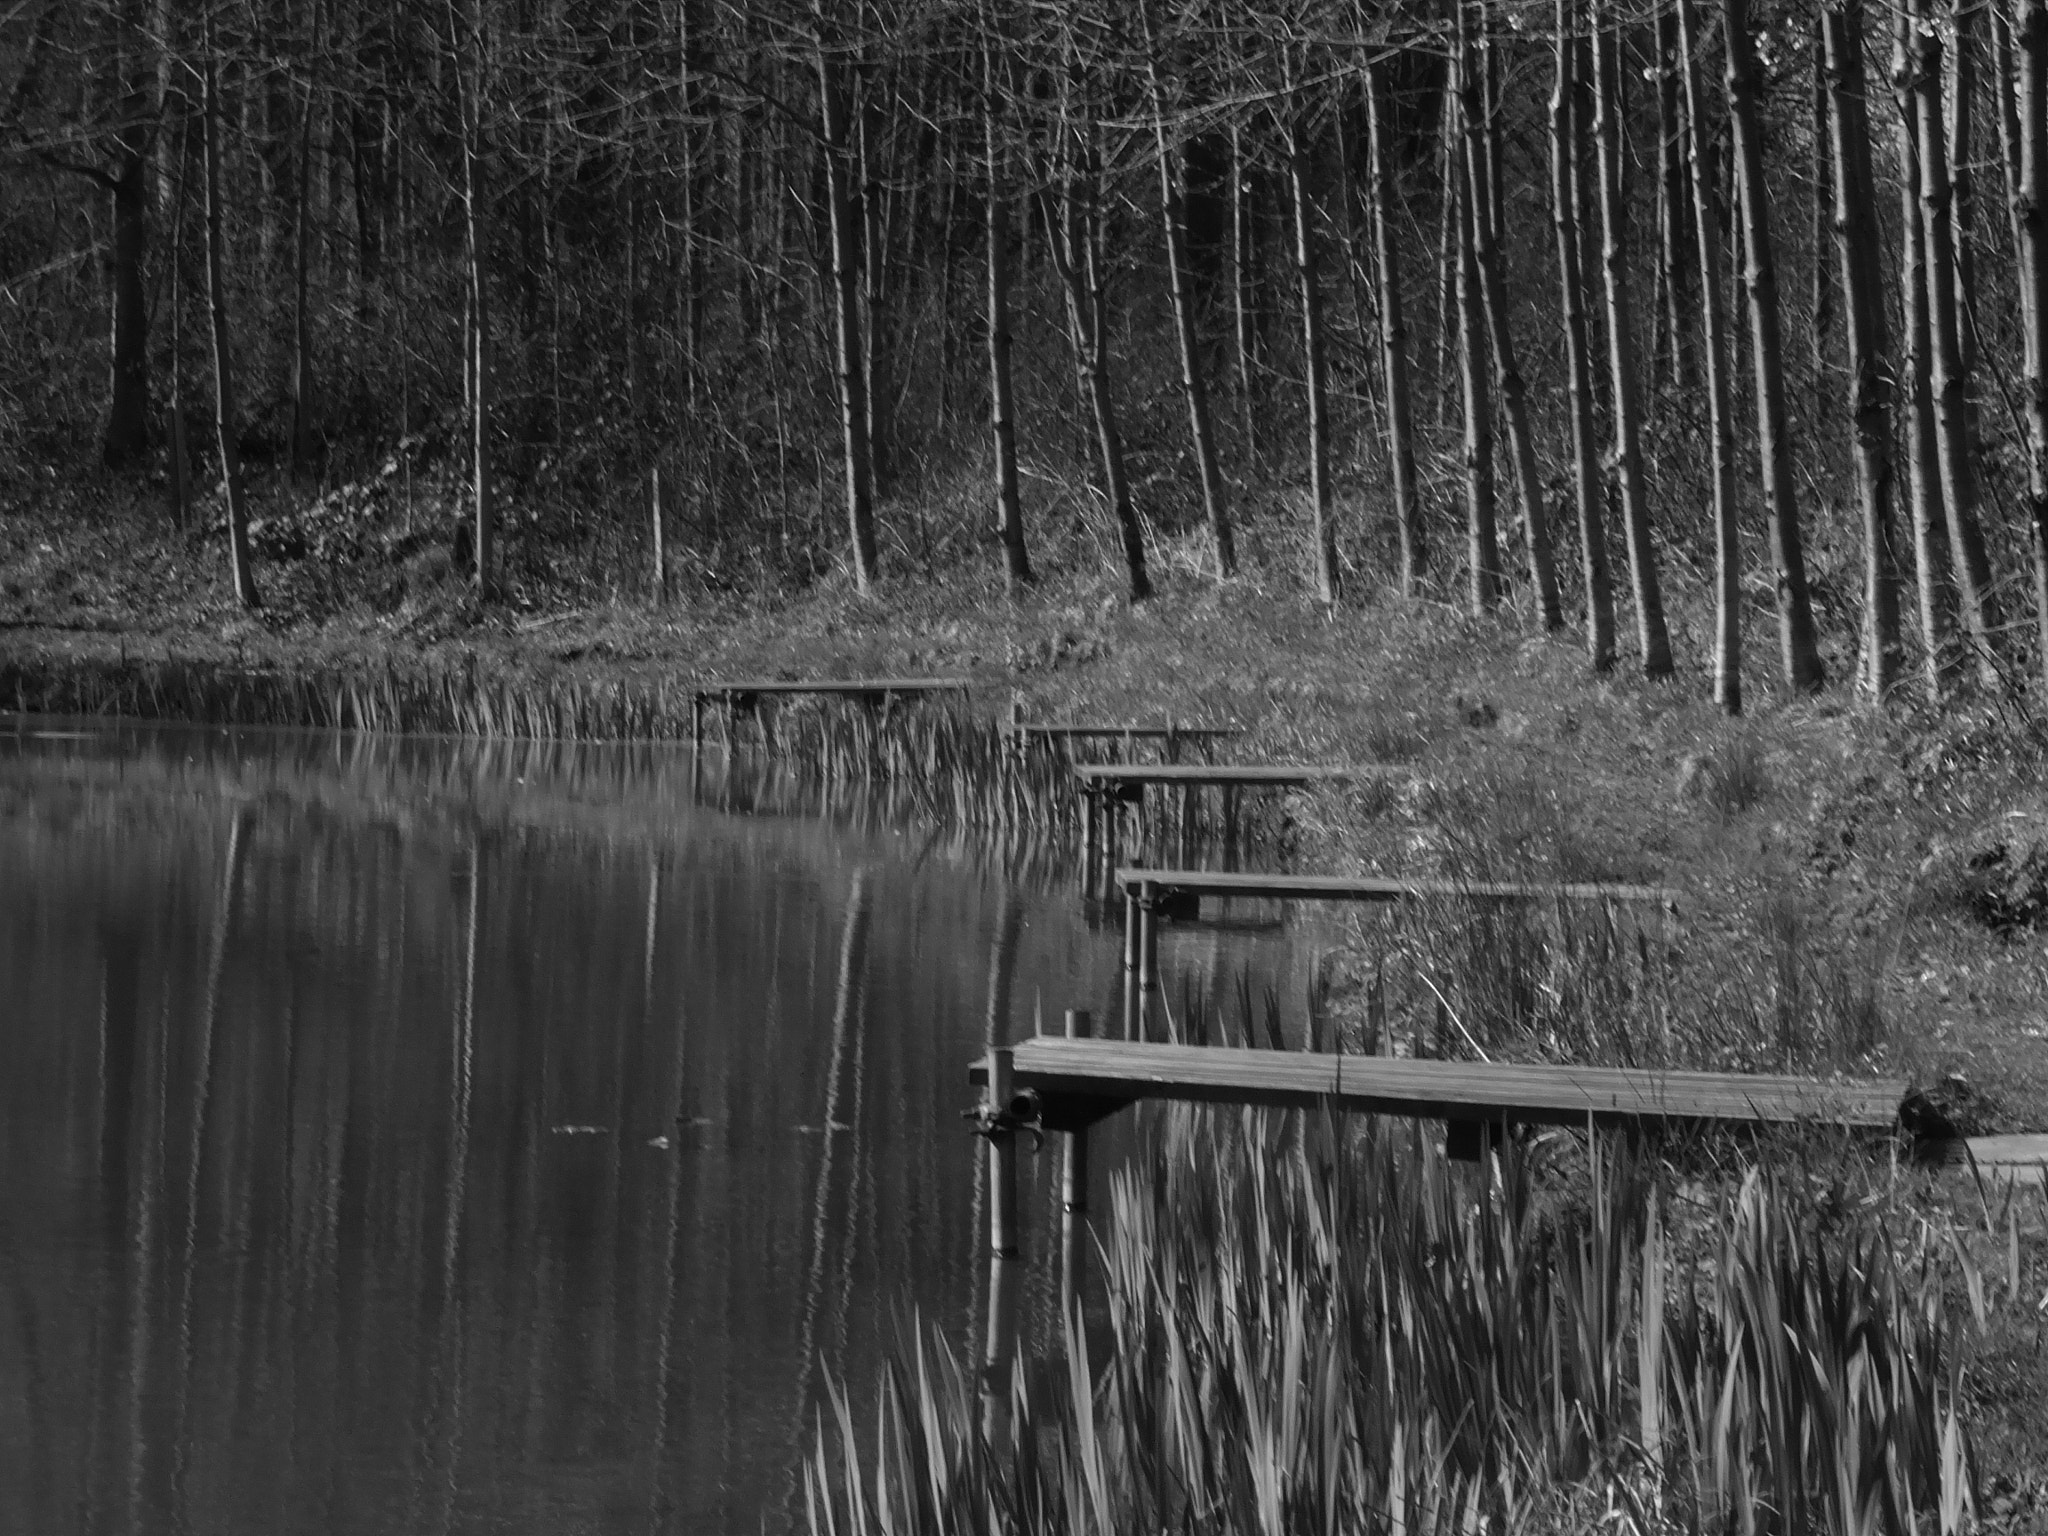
[805,1111,1984,1535]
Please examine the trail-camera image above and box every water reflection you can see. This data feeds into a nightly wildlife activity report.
[0,722,1320,1534]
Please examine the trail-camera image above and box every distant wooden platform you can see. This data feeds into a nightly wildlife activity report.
[971,1037,1906,1138]
[1116,866,1681,909]
[690,677,970,748]
[1074,763,1401,790]
[694,676,970,701]
[1005,723,1239,742]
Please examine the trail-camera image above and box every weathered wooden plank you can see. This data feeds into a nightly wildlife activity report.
[1074,763,1402,786]
[971,1038,1903,1132]
[1116,866,1681,907]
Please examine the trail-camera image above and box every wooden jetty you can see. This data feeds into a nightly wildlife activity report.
[1073,761,1407,882]
[1114,865,1681,1037]
[964,1029,1905,1425]
[690,676,970,749]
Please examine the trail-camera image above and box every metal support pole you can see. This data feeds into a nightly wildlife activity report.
[980,1046,1020,1446]
[1060,1009,1091,1320]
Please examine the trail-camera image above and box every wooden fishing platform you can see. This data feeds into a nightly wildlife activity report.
[690,676,970,748]
[1115,866,1682,911]
[1072,762,1410,884]
[971,1037,1906,1139]
[1113,866,1680,1036]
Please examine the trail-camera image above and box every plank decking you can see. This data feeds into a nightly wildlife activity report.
[972,1037,1906,1135]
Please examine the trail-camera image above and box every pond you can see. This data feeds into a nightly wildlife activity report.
[0,720,1324,1534]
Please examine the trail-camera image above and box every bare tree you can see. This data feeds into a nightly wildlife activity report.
[201,39,258,609]
[816,4,880,591]
[1823,0,1903,698]
[1595,3,1674,676]
[1678,0,1741,709]
[1364,55,1425,596]
[1726,0,1825,691]
[2018,0,2048,692]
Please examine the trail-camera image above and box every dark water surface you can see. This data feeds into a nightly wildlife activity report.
[0,721,1317,1535]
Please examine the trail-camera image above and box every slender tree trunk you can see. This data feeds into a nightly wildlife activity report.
[168,113,193,530]
[1823,0,1903,698]
[1950,0,1981,385]
[290,2,322,481]
[2017,0,2048,693]
[103,0,152,469]
[1896,4,1961,692]
[1142,7,1233,577]
[982,32,1031,588]
[455,0,492,594]
[1994,6,2032,339]
[1461,0,1562,629]
[1726,0,1826,691]
[202,53,259,610]
[1364,60,1425,596]
[1596,7,1675,676]
[816,14,880,591]
[1287,110,1339,603]
[1811,22,1834,377]
[1230,120,1261,464]
[1557,0,1616,670]
[1911,0,2001,685]
[1679,0,1742,711]
[1454,119,1503,614]
[1656,4,1694,391]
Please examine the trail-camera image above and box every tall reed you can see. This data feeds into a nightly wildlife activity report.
[805,1111,1981,1535]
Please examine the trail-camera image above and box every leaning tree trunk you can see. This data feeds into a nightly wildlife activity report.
[1229,120,1261,465]
[1995,5,2033,340]
[1823,0,1903,699]
[1364,59,1425,596]
[202,54,259,610]
[1287,109,1340,604]
[817,13,881,591]
[982,34,1031,588]
[1726,0,1827,692]
[1555,0,1616,670]
[290,6,321,481]
[1043,117,1151,603]
[1454,131,1503,614]
[1677,0,1741,711]
[1895,5,1960,693]
[2018,0,2048,693]
[1595,6,1675,677]
[1142,7,1232,577]
[1912,0,2001,687]
[1461,0,1562,629]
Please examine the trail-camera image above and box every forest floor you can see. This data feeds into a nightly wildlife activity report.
[7,478,2048,1502]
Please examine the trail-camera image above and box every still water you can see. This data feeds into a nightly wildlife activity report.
[0,720,1321,1534]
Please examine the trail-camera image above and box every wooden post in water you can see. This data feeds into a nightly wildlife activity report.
[1136,879,1160,1038]
[1060,1009,1091,1319]
[1102,794,1121,904]
[1121,884,1141,1038]
[980,1045,1021,1446]
[690,691,704,756]
[1079,786,1099,884]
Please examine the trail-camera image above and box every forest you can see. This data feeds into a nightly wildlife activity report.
[4,0,2047,712]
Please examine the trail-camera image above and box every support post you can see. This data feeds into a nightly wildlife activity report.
[1121,882,1141,1039]
[1060,1009,1091,1319]
[1136,879,1159,1039]
[1102,797,1121,904]
[690,691,704,755]
[980,1045,1020,1445]
[1080,786,1099,876]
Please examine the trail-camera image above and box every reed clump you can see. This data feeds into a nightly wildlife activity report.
[805,1111,1996,1536]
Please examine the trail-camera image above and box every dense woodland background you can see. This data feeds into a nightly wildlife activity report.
[4,0,2047,712]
